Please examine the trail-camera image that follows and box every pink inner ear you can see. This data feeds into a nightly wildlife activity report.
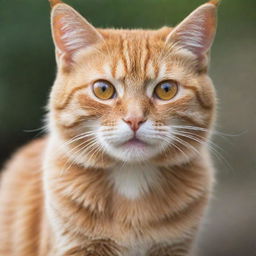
[53,14,69,55]
[53,12,88,59]
[166,3,217,57]
[51,4,103,64]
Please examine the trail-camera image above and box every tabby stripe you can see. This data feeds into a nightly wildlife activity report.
[184,85,213,110]
[111,56,118,79]
[120,38,128,77]
[174,112,206,128]
[153,56,160,79]
[143,38,150,79]
[122,38,131,74]
[55,84,89,110]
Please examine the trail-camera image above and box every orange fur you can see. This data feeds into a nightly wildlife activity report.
[0,2,219,255]
[209,0,222,6]
[49,0,63,8]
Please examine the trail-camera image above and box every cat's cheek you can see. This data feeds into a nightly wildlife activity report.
[96,122,132,156]
[56,111,84,128]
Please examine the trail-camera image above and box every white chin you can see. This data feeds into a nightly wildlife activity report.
[104,143,161,163]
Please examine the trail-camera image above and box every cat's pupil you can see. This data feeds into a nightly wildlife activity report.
[162,84,170,93]
[101,85,107,92]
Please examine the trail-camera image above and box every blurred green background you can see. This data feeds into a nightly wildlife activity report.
[0,0,256,255]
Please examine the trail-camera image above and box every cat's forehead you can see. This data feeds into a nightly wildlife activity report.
[84,27,175,83]
[71,26,191,96]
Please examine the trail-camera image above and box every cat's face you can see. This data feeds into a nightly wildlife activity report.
[49,2,217,167]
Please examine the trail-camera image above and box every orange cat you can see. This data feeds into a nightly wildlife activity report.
[0,0,219,255]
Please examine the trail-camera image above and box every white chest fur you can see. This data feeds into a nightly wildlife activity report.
[109,164,160,200]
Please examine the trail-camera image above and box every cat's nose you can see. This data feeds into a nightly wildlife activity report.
[123,116,147,132]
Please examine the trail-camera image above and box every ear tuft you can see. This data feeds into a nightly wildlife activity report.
[49,0,63,8]
[208,0,222,7]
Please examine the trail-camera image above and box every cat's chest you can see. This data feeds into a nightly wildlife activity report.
[109,164,160,200]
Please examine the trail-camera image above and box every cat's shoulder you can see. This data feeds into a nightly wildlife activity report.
[1,136,48,175]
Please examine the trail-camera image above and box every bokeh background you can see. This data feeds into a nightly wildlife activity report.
[0,0,255,255]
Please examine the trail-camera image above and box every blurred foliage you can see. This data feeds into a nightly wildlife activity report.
[0,0,256,255]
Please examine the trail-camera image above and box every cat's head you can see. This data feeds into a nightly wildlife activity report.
[48,1,218,167]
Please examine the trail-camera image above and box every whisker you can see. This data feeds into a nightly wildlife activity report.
[57,131,95,151]
[61,138,98,174]
[86,143,104,165]
[173,130,225,153]
[172,129,232,170]
[171,124,244,138]
[174,136,200,156]
[23,125,48,138]
[23,126,48,133]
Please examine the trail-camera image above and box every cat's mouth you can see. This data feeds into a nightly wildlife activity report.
[122,136,149,148]
[99,126,164,162]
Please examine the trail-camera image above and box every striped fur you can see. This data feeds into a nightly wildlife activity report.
[0,1,218,255]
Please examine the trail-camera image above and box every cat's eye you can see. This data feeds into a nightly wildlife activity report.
[93,80,116,100]
[154,80,178,101]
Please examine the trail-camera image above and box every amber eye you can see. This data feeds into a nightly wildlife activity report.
[154,80,178,101]
[93,80,116,100]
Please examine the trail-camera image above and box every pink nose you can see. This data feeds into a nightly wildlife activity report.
[123,116,146,132]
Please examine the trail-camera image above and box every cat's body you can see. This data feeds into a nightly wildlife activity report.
[0,1,219,255]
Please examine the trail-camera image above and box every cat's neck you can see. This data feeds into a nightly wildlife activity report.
[109,163,161,200]
[44,134,211,203]
[44,140,213,234]
[44,135,162,200]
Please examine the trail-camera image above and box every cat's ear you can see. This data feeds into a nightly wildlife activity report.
[166,1,218,63]
[50,1,103,67]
